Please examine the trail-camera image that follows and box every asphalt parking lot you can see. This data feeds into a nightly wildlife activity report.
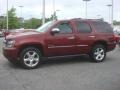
[0,37,120,90]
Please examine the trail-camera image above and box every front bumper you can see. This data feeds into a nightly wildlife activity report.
[3,47,18,63]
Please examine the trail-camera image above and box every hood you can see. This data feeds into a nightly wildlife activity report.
[6,30,41,39]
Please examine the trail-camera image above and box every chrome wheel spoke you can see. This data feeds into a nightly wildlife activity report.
[32,52,36,57]
[23,50,40,67]
[101,55,104,59]
[34,58,39,62]
[94,48,105,61]
[26,52,31,57]
[96,54,101,60]
[24,58,30,62]
[94,52,99,55]
[100,49,104,54]
[30,60,33,66]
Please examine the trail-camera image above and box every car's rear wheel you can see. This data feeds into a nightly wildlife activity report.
[89,44,106,63]
[20,47,41,69]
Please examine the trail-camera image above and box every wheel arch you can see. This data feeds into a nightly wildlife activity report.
[18,43,44,58]
[91,40,108,51]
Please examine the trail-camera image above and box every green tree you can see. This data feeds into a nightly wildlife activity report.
[8,7,19,29]
[113,20,120,25]
[49,12,58,21]
[0,7,59,30]
[24,18,42,29]
[0,16,6,30]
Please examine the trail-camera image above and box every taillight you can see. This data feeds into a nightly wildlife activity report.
[113,35,118,43]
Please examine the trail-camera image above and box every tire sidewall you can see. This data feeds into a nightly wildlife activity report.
[90,45,106,63]
[20,47,41,69]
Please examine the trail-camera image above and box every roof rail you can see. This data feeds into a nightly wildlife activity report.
[71,18,82,20]
[71,18,104,21]
[85,19,104,21]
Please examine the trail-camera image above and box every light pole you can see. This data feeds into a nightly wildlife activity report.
[111,0,114,26]
[53,0,55,20]
[19,6,23,18]
[2,14,6,29]
[97,15,101,19]
[53,10,60,20]
[19,6,24,28]
[6,0,8,31]
[83,0,91,19]
[107,4,112,24]
[42,0,45,25]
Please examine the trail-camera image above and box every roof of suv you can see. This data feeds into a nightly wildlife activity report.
[56,18,105,23]
[70,18,104,22]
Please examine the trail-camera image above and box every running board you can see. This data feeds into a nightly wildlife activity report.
[42,54,87,59]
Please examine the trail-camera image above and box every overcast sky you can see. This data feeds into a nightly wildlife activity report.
[0,0,120,22]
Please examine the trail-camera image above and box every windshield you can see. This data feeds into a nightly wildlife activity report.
[36,21,54,32]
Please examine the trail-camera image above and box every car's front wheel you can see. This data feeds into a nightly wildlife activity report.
[89,45,106,63]
[20,47,41,69]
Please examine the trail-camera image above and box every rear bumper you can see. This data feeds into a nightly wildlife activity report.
[107,43,116,52]
[3,47,18,63]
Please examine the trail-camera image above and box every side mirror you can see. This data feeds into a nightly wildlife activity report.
[51,28,60,35]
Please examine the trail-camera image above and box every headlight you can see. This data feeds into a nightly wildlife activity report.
[5,39,15,48]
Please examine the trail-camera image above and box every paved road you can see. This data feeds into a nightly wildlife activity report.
[0,37,120,90]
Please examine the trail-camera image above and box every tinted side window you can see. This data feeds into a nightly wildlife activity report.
[76,22,91,33]
[92,22,113,33]
[55,22,72,33]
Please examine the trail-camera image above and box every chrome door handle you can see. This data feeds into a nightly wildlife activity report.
[89,36,95,38]
[67,36,75,40]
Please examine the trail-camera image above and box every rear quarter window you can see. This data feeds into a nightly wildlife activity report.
[76,21,92,33]
[92,22,113,33]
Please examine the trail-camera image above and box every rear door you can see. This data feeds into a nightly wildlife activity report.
[45,21,76,56]
[75,21,95,54]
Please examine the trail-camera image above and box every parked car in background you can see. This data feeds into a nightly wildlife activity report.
[0,31,3,37]
[113,27,120,47]
[113,26,120,35]
[3,18,116,69]
[114,33,120,48]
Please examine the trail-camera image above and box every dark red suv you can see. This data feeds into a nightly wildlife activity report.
[3,19,116,69]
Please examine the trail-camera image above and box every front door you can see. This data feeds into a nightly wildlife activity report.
[45,21,76,57]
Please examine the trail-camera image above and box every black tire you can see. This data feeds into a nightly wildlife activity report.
[89,44,106,63]
[19,47,41,69]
